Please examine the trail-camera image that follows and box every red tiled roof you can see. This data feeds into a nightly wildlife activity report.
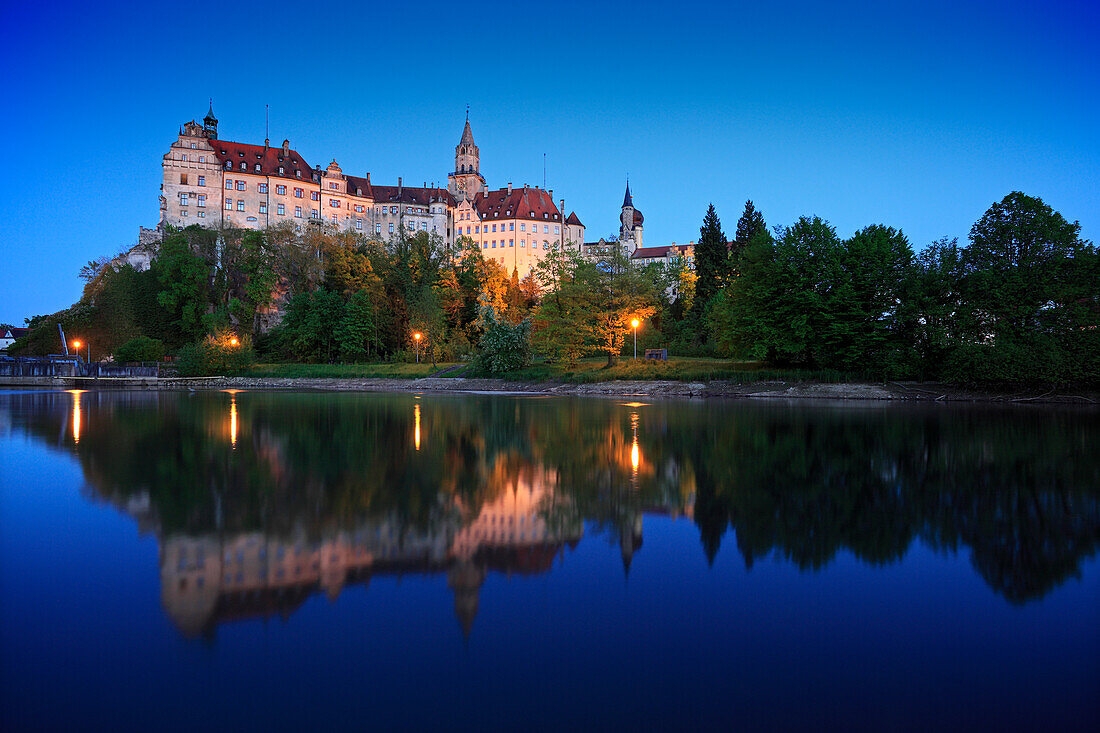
[631,244,693,260]
[371,185,455,207]
[633,209,644,226]
[6,327,30,338]
[565,211,583,226]
[211,140,314,181]
[474,187,560,222]
[345,174,373,199]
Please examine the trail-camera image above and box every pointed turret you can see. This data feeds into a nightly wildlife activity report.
[460,117,475,147]
[449,111,484,200]
[622,181,633,208]
[203,100,218,139]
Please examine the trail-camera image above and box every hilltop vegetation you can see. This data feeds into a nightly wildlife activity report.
[10,192,1098,387]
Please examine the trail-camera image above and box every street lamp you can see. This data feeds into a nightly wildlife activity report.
[631,319,640,360]
[229,337,239,347]
[72,339,88,362]
[414,332,422,363]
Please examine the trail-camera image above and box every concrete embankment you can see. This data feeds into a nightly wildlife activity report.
[4,375,1092,404]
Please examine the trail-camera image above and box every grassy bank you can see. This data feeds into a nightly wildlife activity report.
[239,362,458,379]
[240,358,868,383]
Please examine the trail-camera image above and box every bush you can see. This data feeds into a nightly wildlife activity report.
[176,332,255,376]
[476,307,532,374]
[113,336,166,363]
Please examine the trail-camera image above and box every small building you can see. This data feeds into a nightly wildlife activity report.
[0,327,30,352]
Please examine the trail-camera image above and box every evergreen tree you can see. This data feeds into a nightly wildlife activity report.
[691,204,727,325]
[730,200,766,276]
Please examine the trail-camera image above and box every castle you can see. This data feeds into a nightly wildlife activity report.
[160,105,588,278]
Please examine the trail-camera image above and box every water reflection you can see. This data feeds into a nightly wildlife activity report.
[3,390,1098,638]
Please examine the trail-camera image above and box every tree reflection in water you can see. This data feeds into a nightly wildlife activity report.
[5,390,1098,636]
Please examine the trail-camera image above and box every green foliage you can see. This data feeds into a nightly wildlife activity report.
[175,332,255,376]
[476,306,532,374]
[335,289,380,361]
[691,203,728,325]
[114,336,166,363]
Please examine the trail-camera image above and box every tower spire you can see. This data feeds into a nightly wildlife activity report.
[623,179,633,208]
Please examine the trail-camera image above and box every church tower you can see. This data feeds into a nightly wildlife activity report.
[619,181,643,253]
[448,112,485,200]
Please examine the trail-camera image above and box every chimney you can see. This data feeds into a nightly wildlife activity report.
[549,189,553,200]
[366,172,371,184]
[282,139,290,156]
[560,198,565,216]
[507,182,512,195]
[398,177,402,195]
[264,138,270,149]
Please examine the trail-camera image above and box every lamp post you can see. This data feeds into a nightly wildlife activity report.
[414,332,422,363]
[229,337,239,347]
[73,339,88,363]
[631,319,640,360]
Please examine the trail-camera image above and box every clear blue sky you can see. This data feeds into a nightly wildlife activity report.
[1,0,1097,322]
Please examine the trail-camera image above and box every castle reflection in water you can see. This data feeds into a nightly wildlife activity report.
[158,473,684,638]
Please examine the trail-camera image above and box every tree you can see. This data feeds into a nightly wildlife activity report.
[532,246,597,366]
[690,204,728,339]
[476,305,532,374]
[335,289,379,361]
[730,200,766,276]
[587,245,658,366]
[154,233,210,346]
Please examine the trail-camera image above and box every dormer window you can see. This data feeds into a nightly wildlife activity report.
[255,164,261,173]
[239,162,246,171]
[238,151,244,157]
[295,170,301,177]
[279,166,284,174]
[225,161,231,169]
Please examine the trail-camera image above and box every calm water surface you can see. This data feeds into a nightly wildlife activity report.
[1,390,1097,731]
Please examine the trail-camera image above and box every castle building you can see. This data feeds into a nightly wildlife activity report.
[159,105,586,279]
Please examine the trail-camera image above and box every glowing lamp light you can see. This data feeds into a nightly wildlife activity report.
[72,340,82,349]
[229,337,239,347]
[414,333,422,341]
[631,319,639,329]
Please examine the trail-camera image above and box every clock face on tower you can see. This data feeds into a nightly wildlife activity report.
[458,179,466,192]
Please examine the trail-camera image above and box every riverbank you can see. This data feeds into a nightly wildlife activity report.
[4,374,1092,404]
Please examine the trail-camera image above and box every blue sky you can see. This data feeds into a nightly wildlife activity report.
[1,0,1097,321]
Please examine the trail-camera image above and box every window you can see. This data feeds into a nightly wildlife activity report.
[465,226,470,234]
[509,239,514,247]
[311,191,320,201]
[296,170,301,177]
[389,223,394,233]
[197,211,205,218]
[278,166,284,175]
[544,225,550,233]
[520,223,526,231]
[375,223,381,234]
[182,154,188,161]
[240,162,246,171]
[356,219,362,230]
[520,239,525,247]
[354,205,363,213]
[179,192,189,206]
[198,175,205,186]
[225,161,232,169]
[255,164,261,173]
[236,200,245,211]
[259,183,268,194]
[491,224,497,232]
[554,226,560,234]
[329,199,340,208]
[180,173,188,184]
[475,226,479,233]
[543,241,550,249]
[259,202,267,214]
[311,209,319,218]
[199,156,205,163]
[390,206,397,214]
[511,239,516,247]
[225,179,234,190]
[294,188,303,198]
[331,214,337,223]
[236,181,245,191]
[491,241,496,248]
[277,203,285,215]
[276,185,286,195]
[295,206,302,218]
[197,194,206,207]
[509,222,515,231]
[225,198,233,210]
[329,183,338,190]
[190,143,196,149]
